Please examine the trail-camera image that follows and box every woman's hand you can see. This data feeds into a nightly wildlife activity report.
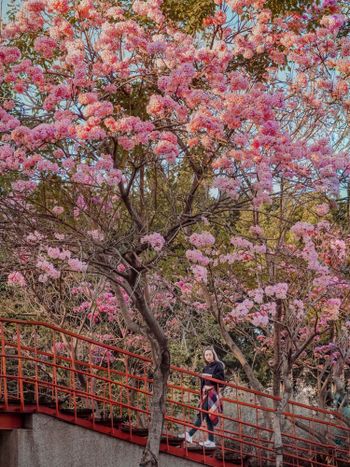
[203,385,213,394]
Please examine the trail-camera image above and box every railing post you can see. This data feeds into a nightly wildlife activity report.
[117,360,122,419]
[0,322,8,408]
[69,341,77,421]
[107,356,113,429]
[34,328,39,409]
[237,387,243,464]
[143,363,149,432]
[52,331,59,416]
[16,324,24,411]
[255,393,262,467]
[125,356,132,432]
[219,390,225,467]
[180,371,185,439]
[88,343,95,426]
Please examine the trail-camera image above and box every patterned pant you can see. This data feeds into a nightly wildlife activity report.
[188,398,214,442]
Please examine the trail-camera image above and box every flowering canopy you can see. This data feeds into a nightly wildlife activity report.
[1,0,350,399]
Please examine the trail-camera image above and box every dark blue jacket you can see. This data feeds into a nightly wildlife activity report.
[200,361,225,391]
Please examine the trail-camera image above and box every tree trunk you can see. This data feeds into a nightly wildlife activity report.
[140,342,170,467]
[272,410,283,467]
[128,275,171,467]
[219,319,264,392]
[272,300,283,467]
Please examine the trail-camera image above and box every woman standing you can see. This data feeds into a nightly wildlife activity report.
[184,348,225,448]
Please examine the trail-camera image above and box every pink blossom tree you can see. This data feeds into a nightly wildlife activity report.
[180,206,350,459]
[1,0,350,465]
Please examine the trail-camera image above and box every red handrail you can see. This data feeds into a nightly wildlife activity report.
[0,318,349,466]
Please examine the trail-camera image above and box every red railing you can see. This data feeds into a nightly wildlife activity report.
[0,318,349,466]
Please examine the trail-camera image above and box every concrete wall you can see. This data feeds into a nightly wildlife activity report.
[0,430,18,467]
[0,414,199,467]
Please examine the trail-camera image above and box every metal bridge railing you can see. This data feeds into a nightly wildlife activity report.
[0,318,349,466]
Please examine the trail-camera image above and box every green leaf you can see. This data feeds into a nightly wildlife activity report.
[162,0,215,34]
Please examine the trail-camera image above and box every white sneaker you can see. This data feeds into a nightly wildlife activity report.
[178,432,193,443]
[199,440,216,448]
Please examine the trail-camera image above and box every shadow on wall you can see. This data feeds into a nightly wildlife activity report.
[0,413,199,467]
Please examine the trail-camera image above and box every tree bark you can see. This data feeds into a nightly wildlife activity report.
[272,299,283,467]
[140,340,170,467]
[128,275,171,467]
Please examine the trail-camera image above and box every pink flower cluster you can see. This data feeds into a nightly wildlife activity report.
[188,108,223,138]
[36,258,61,281]
[105,116,154,150]
[96,292,119,321]
[158,62,196,95]
[320,14,345,33]
[229,299,254,321]
[315,203,330,216]
[212,176,239,199]
[52,206,64,215]
[248,288,264,304]
[189,232,215,248]
[175,280,193,295]
[249,225,264,237]
[11,122,73,149]
[0,107,19,133]
[72,156,123,188]
[153,132,179,163]
[191,265,208,284]
[73,287,126,325]
[0,46,21,64]
[186,249,210,266]
[67,258,88,273]
[7,271,26,287]
[83,101,114,119]
[290,300,305,319]
[322,298,342,321]
[146,94,187,121]
[25,0,46,12]
[34,36,57,59]
[328,239,346,262]
[26,231,43,243]
[141,233,165,252]
[47,247,71,260]
[291,222,315,240]
[87,230,105,242]
[47,0,69,14]
[43,84,71,110]
[250,302,277,328]
[250,311,269,327]
[133,0,164,24]
[0,144,22,172]
[11,180,37,193]
[91,347,115,364]
[265,283,289,300]
[230,236,266,255]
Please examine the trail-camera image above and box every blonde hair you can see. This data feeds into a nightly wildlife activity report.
[203,347,225,368]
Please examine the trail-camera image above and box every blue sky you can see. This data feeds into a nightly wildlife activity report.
[1,0,19,22]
